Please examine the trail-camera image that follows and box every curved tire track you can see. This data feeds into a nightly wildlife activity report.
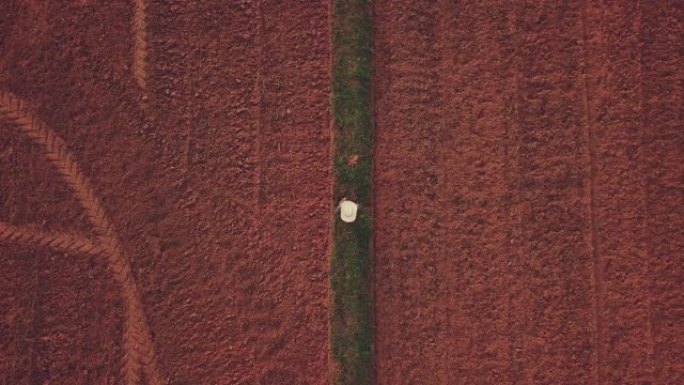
[0,222,109,257]
[0,91,163,385]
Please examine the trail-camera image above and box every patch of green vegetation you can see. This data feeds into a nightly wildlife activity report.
[330,1,373,385]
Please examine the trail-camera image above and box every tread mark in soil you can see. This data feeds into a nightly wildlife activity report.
[0,222,109,257]
[133,0,148,93]
[0,91,163,385]
[255,0,265,209]
[635,0,657,375]
[579,5,604,385]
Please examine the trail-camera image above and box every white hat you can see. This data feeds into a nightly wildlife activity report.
[340,200,358,223]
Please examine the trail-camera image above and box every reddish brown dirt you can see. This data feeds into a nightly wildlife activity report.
[374,1,683,385]
[0,1,331,385]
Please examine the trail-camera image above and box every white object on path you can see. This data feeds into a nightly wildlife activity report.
[339,200,358,223]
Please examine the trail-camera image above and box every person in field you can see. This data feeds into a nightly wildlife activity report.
[336,198,358,223]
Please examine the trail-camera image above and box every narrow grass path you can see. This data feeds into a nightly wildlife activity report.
[330,1,374,384]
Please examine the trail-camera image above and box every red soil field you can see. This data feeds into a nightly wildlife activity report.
[374,1,683,385]
[0,1,331,385]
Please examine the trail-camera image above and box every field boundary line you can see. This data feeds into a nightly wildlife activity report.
[0,91,163,385]
[330,1,374,384]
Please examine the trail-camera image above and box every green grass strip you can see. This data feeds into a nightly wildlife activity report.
[330,0,373,384]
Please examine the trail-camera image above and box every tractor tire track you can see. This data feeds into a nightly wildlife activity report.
[639,2,684,382]
[0,221,109,257]
[579,3,604,384]
[375,1,515,383]
[374,2,445,383]
[133,0,148,93]
[0,91,162,385]
[512,4,596,384]
[581,1,661,384]
[255,0,265,211]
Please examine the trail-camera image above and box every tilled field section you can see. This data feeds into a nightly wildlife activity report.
[374,1,683,385]
[0,1,330,385]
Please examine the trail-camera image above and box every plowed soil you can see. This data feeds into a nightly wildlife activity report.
[374,1,683,385]
[0,1,331,385]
